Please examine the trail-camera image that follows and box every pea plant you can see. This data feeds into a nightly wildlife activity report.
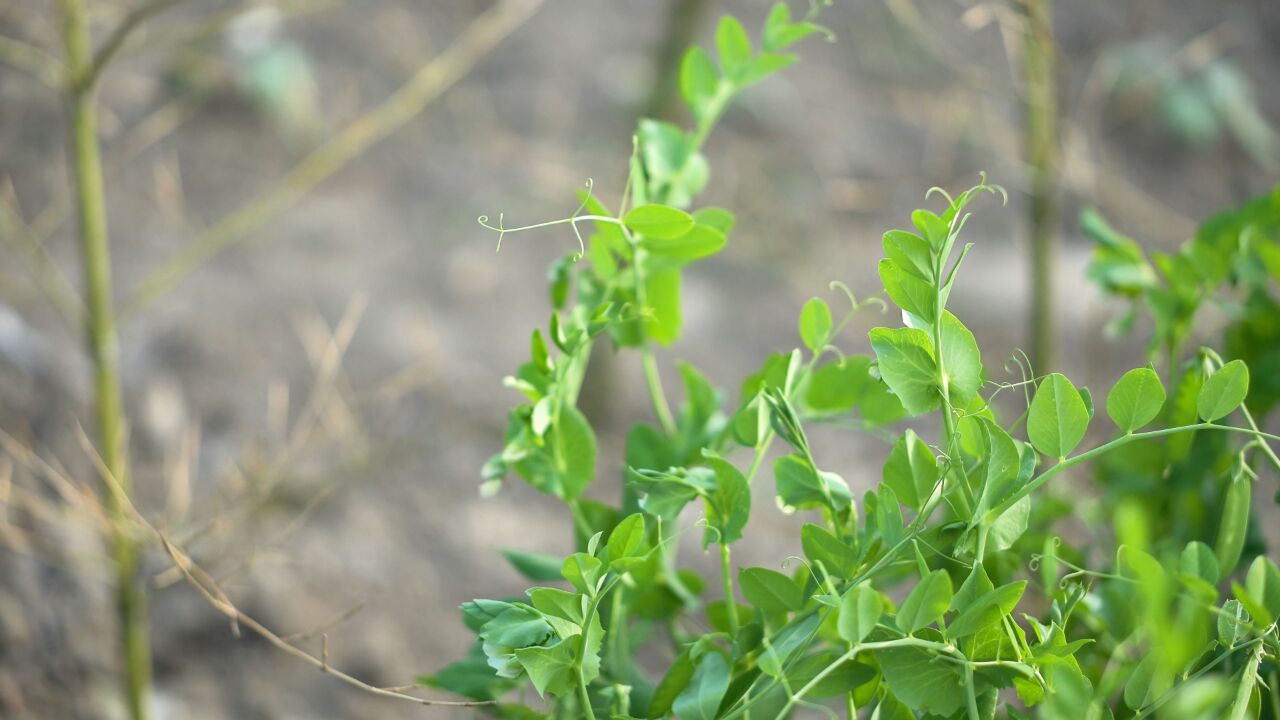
[423,7,1280,718]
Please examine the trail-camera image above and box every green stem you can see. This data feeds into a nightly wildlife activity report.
[567,499,596,545]
[720,542,739,637]
[606,589,632,679]
[575,587,613,720]
[641,346,677,436]
[963,663,980,720]
[686,82,734,156]
[753,637,962,720]
[989,422,1277,522]
[1238,403,1280,475]
[577,672,597,720]
[57,1,151,718]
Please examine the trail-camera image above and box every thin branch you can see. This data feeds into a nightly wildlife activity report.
[0,34,66,89]
[70,422,492,709]
[281,601,367,644]
[84,0,179,90]
[124,0,547,314]
[0,180,85,326]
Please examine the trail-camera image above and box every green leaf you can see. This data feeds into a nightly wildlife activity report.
[912,209,949,250]
[875,628,966,716]
[951,565,995,613]
[774,453,851,513]
[679,46,719,111]
[1106,367,1166,433]
[1027,373,1090,459]
[606,513,647,568]
[715,15,752,80]
[879,258,936,322]
[649,648,695,717]
[975,418,1021,514]
[419,642,512,701]
[641,223,726,263]
[869,326,940,416]
[500,549,565,582]
[940,311,983,405]
[803,356,871,413]
[883,229,934,281]
[896,569,953,633]
[759,614,820,678]
[623,204,695,239]
[1217,599,1252,648]
[1123,653,1167,710]
[882,430,937,511]
[911,209,950,251]
[553,405,597,499]
[741,51,797,87]
[703,452,750,546]
[693,207,735,234]
[762,2,825,51]
[1197,359,1250,421]
[644,268,681,345]
[838,583,883,643]
[798,297,833,353]
[673,651,730,720]
[740,567,804,613]
[1180,541,1220,585]
[801,523,857,579]
[515,640,575,697]
[946,581,1026,640]
[876,484,904,546]
[988,495,1031,552]
[561,552,604,595]
[479,603,553,649]
[528,587,583,624]
[1240,556,1280,625]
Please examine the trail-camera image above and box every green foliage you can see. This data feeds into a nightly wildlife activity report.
[431,8,1280,719]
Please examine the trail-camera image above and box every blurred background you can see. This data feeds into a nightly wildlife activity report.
[0,0,1276,717]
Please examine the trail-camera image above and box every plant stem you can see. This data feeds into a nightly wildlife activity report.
[719,542,739,637]
[1022,0,1058,372]
[57,0,151,717]
[641,346,677,436]
[988,422,1280,522]
[963,663,981,720]
[577,673,597,720]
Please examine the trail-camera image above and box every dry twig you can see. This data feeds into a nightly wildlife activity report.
[69,422,492,709]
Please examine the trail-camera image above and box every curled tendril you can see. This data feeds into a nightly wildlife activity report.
[694,517,722,546]
[926,185,955,207]
[1029,539,1062,573]
[822,343,846,364]
[828,280,858,314]
[478,178,597,259]
[478,212,506,251]
[566,178,595,261]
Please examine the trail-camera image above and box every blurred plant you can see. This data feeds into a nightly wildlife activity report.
[1103,39,1279,172]
[1082,187,1280,559]
[427,6,1280,719]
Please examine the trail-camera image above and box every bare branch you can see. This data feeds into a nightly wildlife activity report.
[84,0,179,90]
[69,422,493,709]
